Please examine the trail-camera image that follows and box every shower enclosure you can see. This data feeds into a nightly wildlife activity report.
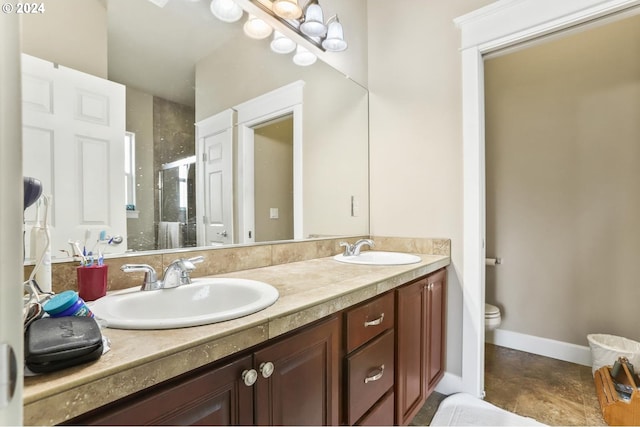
[158,156,196,249]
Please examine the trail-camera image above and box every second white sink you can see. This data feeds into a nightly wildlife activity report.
[90,278,279,330]
[333,251,422,265]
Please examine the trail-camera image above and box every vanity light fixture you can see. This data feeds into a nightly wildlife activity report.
[210,0,244,23]
[299,0,325,37]
[321,15,347,52]
[210,0,348,67]
[270,31,297,54]
[243,14,273,39]
[292,45,316,66]
[271,0,302,19]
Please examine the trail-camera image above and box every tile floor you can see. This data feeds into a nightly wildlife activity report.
[410,344,606,426]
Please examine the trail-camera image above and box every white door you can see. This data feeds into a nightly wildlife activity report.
[195,110,233,246]
[0,17,23,425]
[22,54,127,258]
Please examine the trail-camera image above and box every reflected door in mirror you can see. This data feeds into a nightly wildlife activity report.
[22,54,127,259]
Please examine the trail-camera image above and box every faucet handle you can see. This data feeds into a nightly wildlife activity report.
[188,256,204,264]
[120,264,160,291]
[339,241,355,256]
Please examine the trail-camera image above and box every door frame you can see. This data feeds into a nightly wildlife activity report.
[235,81,304,243]
[455,0,640,398]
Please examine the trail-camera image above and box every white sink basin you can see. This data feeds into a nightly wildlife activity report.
[333,251,422,265]
[90,278,279,330]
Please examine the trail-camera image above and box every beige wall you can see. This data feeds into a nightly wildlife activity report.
[254,118,294,242]
[20,0,107,78]
[367,0,494,376]
[485,15,640,345]
[196,35,369,239]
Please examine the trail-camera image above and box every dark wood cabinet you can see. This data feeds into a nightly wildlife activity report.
[395,268,447,426]
[254,315,340,426]
[343,291,395,425]
[426,269,446,393]
[69,355,255,426]
[67,268,447,427]
[68,317,340,426]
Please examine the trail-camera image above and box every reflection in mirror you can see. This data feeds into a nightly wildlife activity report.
[20,0,368,262]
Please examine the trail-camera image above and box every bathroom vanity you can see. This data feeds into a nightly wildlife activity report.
[23,252,449,426]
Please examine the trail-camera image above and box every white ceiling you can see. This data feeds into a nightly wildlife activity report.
[107,0,244,106]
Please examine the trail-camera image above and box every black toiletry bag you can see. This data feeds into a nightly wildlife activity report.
[25,316,103,373]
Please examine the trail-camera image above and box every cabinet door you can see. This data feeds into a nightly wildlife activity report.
[427,269,447,392]
[395,277,427,426]
[254,316,340,426]
[70,355,254,426]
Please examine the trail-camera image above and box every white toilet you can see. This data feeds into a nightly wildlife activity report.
[485,303,502,331]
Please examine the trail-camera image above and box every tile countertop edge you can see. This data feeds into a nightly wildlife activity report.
[23,254,450,425]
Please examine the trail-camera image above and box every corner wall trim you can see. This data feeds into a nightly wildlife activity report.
[435,372,465,396]
[486,329,592,367]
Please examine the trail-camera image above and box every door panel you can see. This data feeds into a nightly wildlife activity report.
[70,356,254,426]
[195,110,233,246]
[254,317,340,426]
[22,54,127,257]
[395,278,427,426]
[427,269,447,391]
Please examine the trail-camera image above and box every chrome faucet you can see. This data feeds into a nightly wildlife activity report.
[120,256,204,291]
[162,256,204,288]
[120,264,161,291]
[339,239,375,256]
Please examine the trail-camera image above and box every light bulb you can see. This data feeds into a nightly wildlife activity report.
[293,45,317,66]
[272,0,302,19]
[209,0,243,23]
[271,31,296,54]
[243,15,273,39]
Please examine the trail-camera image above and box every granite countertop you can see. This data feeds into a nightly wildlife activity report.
[23,253,450,425]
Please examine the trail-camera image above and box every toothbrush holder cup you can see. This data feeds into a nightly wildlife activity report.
[77,265,108,301]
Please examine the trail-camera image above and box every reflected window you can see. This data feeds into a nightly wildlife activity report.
[124,131,136,209]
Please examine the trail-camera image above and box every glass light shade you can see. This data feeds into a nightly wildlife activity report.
[243,15,273,39]
[322,20,347,51]
[209,0,243,23]
[293,45,317,66]
[270,31,296,54]
[300,3,326,37]
[272,0,302,19]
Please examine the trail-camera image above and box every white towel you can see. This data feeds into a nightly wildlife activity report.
[158,221,182,249]
[430,393,546,426]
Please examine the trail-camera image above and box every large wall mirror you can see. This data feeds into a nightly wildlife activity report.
[20,0,369,261]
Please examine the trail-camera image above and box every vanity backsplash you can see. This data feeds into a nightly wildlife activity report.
[24,236,451,294]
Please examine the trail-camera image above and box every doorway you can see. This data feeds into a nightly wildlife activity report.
[252,115,294,242]
[456,0,640,398]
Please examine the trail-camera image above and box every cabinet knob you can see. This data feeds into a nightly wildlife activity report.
[241,369,258,386]
[260,361,275,378]
[364,313,385,327]
[364,365,385,384]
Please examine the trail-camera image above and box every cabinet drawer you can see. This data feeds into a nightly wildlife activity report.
[345,291,394,353]
[346,330,395,425]
[356,390,394,426]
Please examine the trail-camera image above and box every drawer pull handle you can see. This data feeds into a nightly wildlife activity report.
[364,365,385,384]
[242,369,258,386]
[364,313,385,327]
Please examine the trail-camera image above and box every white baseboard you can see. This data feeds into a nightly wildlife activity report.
[486,328,592,367]
[434,372,463,395]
